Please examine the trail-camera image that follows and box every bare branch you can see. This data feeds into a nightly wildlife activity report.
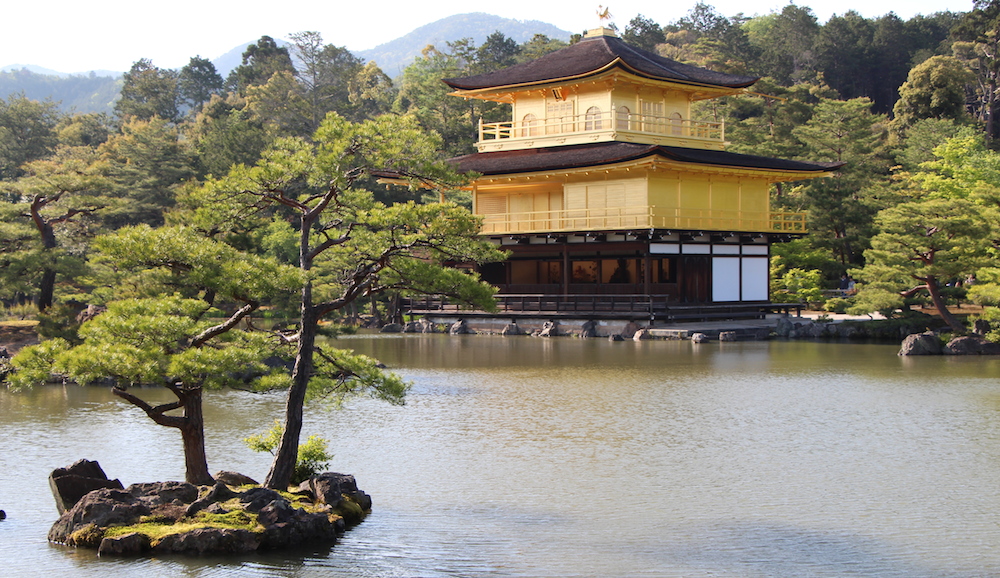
[191,301,259,347]
[112,387,186,429]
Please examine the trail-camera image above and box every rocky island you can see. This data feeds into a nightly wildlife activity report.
[48,459,370,556]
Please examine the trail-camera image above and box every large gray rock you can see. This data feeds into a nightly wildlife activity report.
[944,335,1000,355]
[404,318,437,333]
[238,487,285,512]
[579,320,599,338]
[185,481,239,517]
[98,532,150,556]
[127,481,199,506]
[501,321,526,336]
[379,323,404,333]
[214,471,258,487]
[536,321,559,337]
[298,473,372,527]
[49,459,124,515]
[49,488,151,544]
[807,322,828,338]
[449,319,476,335]
[898,332,943,356]
[298,473,371,511]
[620,321,640,340]
[691,333,709,344]
[775,317,795,338]
[257,499,340,549]
[151,527,261,554]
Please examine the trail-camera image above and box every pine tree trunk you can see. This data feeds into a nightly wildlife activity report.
[926,276,965,334]
[178,386,214,485]
[37,222,57,312]
[37,267,56,312]
[264,292,317,490]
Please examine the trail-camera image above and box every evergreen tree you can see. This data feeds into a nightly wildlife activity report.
[179,56,224,112]
[114,59,180,123]
[191,112,505,489]
[226,36,294,95]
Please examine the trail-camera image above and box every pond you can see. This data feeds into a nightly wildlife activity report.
[2,335,1000,577]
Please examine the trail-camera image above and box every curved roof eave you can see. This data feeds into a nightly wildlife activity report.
[447,59,757,99]
[448,142,845,178]
[443,35,758,92]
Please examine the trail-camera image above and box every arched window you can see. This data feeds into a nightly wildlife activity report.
[616,106,631,130]
[521,113,539,137]
[585,106,603,130]
[669,112,683,136]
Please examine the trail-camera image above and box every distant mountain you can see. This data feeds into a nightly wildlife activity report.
[355,13,572,77]
[211,43,254,80]
[1,64,121,78]
[0,68,120,114]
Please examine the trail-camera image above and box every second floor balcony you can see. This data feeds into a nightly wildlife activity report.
[476,111,726,152]
[478,206,806,235]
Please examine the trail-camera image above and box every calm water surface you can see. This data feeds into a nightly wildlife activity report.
[2,336,1000,577]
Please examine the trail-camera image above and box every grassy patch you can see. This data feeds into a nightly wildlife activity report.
[103,510,263,542]
[69,523,105,547]
[0,320,38,328]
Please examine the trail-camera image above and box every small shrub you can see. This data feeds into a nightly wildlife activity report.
[824,297,851,313]
[244,421,333,485]
[847,286,904,318]
[968,283,1000,307]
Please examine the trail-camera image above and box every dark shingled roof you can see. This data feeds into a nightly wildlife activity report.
[444,34,758,91]
[449,142,844,175]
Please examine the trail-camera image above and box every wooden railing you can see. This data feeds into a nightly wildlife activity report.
[478,206,807,234]
[405,294,668,317]
[479,112,724,144]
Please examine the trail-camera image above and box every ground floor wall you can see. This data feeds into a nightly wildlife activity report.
[478,233,774,304]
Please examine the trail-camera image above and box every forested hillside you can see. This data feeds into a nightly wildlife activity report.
[0,69,120,114]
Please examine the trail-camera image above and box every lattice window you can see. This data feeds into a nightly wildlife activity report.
[669,112,683,136]
[521,113,539,137]
[584,106,603,130]
[641,101,664,133]
[616,106,631,130]
[546,101,574,134]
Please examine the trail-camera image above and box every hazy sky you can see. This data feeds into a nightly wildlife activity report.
[2,0,971,73]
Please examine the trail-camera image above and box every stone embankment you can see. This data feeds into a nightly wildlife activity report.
[48,459,370,556]
[379,314,1000,355]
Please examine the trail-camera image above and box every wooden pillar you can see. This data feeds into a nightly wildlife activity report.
[644,251,651,296]
[562,245,570,296]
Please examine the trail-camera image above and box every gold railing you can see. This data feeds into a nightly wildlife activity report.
[479,206,807,234]
[479,112,724,143]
